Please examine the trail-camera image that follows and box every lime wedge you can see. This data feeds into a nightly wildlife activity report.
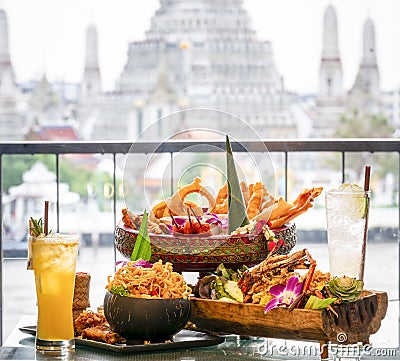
[338,183,368,219]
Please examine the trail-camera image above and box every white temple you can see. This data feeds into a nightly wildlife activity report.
[0,2,396,140]
[77,0,299,140]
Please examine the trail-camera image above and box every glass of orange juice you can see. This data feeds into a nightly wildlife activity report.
[31,233,79,354]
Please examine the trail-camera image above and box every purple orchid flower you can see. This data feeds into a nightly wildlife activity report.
[264,275,303,314]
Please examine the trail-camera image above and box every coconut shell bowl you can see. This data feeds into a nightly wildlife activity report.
[104,292,191,341]
[114,222,297,272]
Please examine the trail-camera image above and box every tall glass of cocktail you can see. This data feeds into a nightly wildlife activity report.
[31,233,79,354]
[325,184,370,280]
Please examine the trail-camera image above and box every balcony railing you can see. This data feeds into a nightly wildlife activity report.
[0,138,399,342]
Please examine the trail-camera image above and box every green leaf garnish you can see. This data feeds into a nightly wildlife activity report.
[226,135,249,233]
[304,295,337,310]
[29,217,52,237]
[130,209,152,261]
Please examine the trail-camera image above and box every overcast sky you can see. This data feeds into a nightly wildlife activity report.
[2,0,400,94]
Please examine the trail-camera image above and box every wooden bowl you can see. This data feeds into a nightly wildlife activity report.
[114,222,296,272]
[104,292,191,341]
[189,291,388,345]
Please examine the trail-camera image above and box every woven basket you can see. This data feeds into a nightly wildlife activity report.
[73,308,86,321]
[73,272,91,319]
[115,222,296,272]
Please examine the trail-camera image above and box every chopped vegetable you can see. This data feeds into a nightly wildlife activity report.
[110,285,130,297]
[195,263,247,302]
[304,295,337,310]
[224,280,244,302]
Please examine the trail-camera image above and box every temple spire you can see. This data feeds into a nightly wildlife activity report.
[362,18,377,66]
[322,5,340,59]
[0,8,16,97]
[349,17,380,100]
[318,5,344,101]
[81,24,102,99]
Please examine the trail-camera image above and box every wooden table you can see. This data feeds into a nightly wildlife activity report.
[0,304,398,361]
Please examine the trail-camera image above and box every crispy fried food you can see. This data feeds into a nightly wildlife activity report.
[168,177,215,216]
[309,269,331,291]
[240,181,250,205]
[294,187,323,205]
[209,183,228,214]
[121,208,169,234]
[151,200,168,220]
[121,208,138,229]
[81,325,125,345]
[161,200,202,218]
[148,177,323,230]
[238,249,316,305]
[268,187,323,228]
[269,197,293,220]
[246,182,267,219]
[74,310,108,336]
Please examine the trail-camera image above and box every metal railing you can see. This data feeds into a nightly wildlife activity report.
[0,138,399,343]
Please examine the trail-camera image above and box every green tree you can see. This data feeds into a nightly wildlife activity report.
[335,110,395,138]
[2,154,54,192]
[333,110,398,205]
[2,154,118,204]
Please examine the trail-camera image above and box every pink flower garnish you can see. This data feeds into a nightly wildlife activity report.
[264,276,303,313]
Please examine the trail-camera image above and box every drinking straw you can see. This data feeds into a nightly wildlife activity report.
[27,219,34,270]
[360,165,371,281]
[44,200,49,236]
[364,165,371,191]
[29,219,33,236]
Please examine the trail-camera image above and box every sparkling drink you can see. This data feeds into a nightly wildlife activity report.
[31,233,79,354]
[325,184,370,280]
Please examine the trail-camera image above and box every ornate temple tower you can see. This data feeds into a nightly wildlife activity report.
[313,4,345,137]
[0,9,16,98]
[81,24,102,99]
[0,9,23,139]
[317,5,344,104]
[349,18,381,106]
[77,24,105,139]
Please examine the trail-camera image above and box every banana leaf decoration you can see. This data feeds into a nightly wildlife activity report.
[226,135,249,233]
[130,209,152,261]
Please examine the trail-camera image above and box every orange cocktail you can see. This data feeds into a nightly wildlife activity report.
[31,233,79,353]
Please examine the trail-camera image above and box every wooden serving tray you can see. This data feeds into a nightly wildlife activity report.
[189,290,388,345]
